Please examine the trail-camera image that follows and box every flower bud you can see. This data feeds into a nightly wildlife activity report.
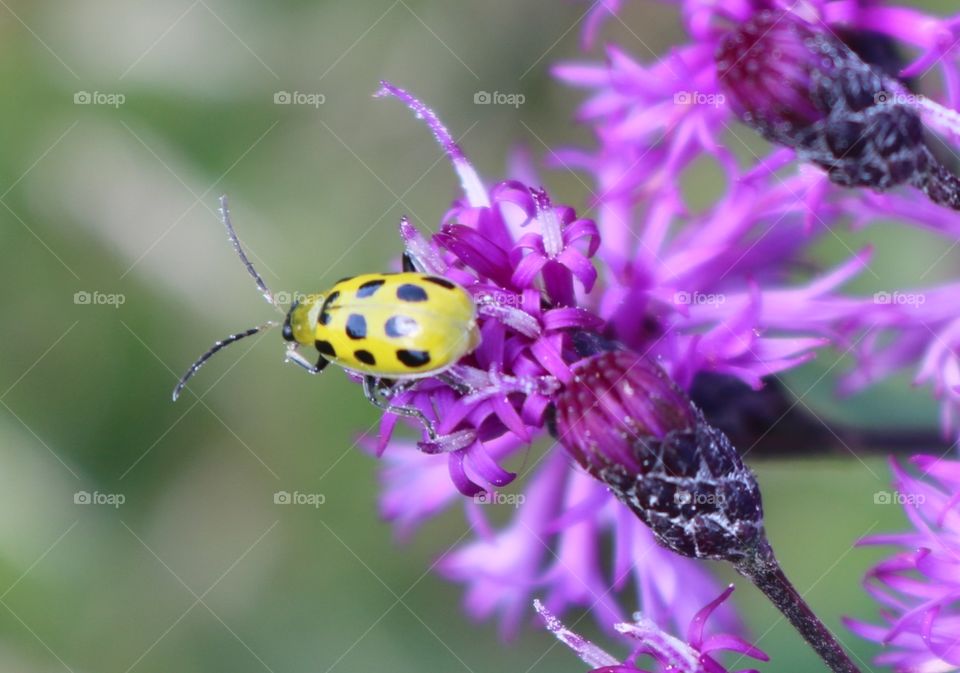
[553,349,765,561]
[716,10,960,210]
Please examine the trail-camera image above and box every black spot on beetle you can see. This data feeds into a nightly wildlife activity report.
[336,276,355,285]
[385,315,418,338]
[315,340,336,357]
[346,314,367,340]
[322,290,340,307]
[397,349,431,368]
[354,349,376,365]
[424,276,455,290]
[397,284,428,302]
[356,279,385,298]
[319,291,340,325]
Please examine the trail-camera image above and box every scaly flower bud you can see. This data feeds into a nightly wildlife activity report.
[554,349,764,562]
[717,10,960,210]
[553,345,863,673]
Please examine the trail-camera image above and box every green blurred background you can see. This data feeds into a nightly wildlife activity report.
[0,0,956,671]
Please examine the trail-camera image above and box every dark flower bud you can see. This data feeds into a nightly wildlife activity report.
[716,10,960,210]
[553,347,865,673]
[553,349,764,562]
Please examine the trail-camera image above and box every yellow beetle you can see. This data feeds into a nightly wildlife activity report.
[173,196,481,439]
[282,272,480,378]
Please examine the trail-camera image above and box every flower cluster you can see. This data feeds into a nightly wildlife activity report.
[372,81,731,636]
[358,0,960,662]
[556,0,960,435]
[368,69,875,643]
[847,456,960,672]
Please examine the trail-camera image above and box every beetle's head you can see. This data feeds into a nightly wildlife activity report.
[282,294,323,345]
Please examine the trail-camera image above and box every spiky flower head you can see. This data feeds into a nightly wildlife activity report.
[368,81,735,637]
[364,68,912,638]
[847,455,960,672]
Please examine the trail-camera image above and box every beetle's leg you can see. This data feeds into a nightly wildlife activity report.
[440,365,562,403]
[362,376,439,440]
[286,346,328,374]
[402,252,418,273]
[436,371,473,395]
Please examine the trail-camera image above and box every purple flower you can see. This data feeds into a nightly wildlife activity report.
[367,81,737,637]
[345,0,960,662]
[555,1,960,441]
[367,62,940,640]
[847,455,960,672]
[373,81,603,466]
[552,13,886,393]
[359,1,960,649]
[536,584,769,673]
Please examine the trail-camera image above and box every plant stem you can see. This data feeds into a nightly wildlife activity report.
[734,539,862,673]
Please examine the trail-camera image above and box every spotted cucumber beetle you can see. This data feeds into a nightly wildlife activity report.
[173,196,481,440]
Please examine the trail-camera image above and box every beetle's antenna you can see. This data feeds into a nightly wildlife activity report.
[172,320,278,401]
[219,195,282,312]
